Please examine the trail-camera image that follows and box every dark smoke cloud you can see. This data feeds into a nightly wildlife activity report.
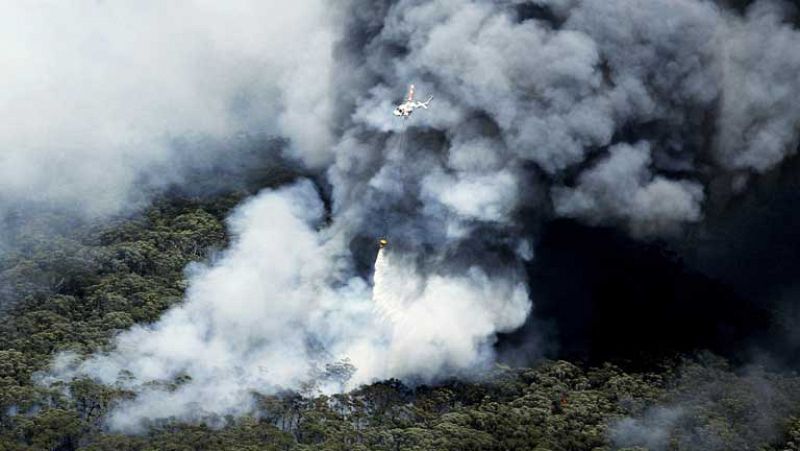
[361,0,794,230]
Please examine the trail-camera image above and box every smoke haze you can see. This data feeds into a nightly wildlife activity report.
[0,0,338,218]
[609,358,800,450]
[25,0,800,430]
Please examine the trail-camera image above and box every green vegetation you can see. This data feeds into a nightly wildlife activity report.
[0,194,799,450]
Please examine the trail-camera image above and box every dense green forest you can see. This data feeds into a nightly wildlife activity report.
[2,192,800,451]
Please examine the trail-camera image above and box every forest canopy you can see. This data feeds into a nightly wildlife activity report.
[1,193,799,451]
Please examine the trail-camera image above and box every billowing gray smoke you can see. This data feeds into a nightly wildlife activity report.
[333,0,800,238]
[43,0,800,430]
[609,359,800,450]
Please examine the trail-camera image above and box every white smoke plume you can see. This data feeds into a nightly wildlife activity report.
[49,181,367,429]
[0,0,338,217]
[49,181,528,429]
[38,0,800,431]
[609,406,685,451]
[372,245,530,380]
